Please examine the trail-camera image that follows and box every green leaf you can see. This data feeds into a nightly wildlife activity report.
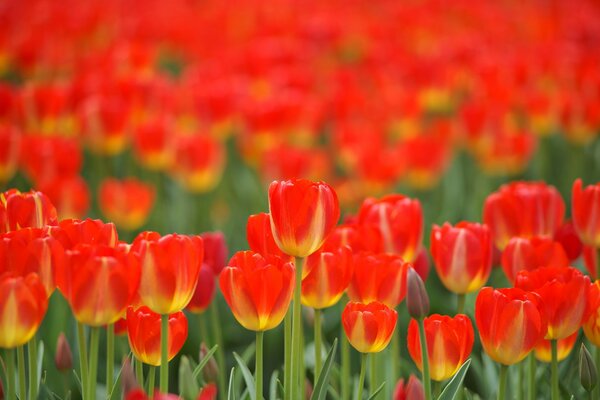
[310,338,338,400]
[179,355,200,400]
[233,352,256,400]
[277,379,285,399]
[36,340,45,386]
[269,370,279,400]
[228,367,237,400]
[192,344,219,381]
[367,382,386,400]
[438,359,472,400]
[327,385,341,400]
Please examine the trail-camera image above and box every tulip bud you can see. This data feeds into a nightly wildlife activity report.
[54,333,73,371]
[406,267,429,319]
[121,357,139,395]
[305,378,313,400]
[200,342,219,384]
[580,343,597,392]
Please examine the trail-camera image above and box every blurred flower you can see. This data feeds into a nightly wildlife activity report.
[0,272,48,348]
[0,124,20,183]
[342,301,397,353]
[475,287,547,365]
[412,249,430,282]
[133,117,175,171]
[583,281,600,346]
[393,375,425,400]
[55,332,73,371]
[20,136,82,184]
[219,251,294,331]
[132,232,203,314]
[99,178,155,231]
[431,222,492,294]
[268,179,340,257]
[197,384,217,400]
[126,306,188,367]
[407,314,473,381]
[200,232,228,275]
[246,213,291,262]
[186,268,216,314]
[554,220,583,262]
[572,179,600,247]
[2,190,58,233]
[36,175,90,220]
[583,246,598,279]
[79,93,131,156]
[501,237,569,283]
[534,332,578,363]
[170,134,225,193]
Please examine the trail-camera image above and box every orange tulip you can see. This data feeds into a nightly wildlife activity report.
[407,314,473,381]
[515,266,592,340]
[301,246,353,309]
[57,244,140,326]
[483,181,565,250]
[99,178,155,231]
[170,134,225,193]
[431,222,492,294]
[219,251,295,331]
[347,252,409,308]
[126,306,188,366]
[246,213,291,262]
[132,232,204,314]
[268,179,340,257]
[572,179,600,247]
[342,301,397,353]
[50,218,119,250]
[357,194,423,262]
[186,267,216,314]
[534,332,578,363]
[475,287,547,365]
[2,190,58,233]
[0,272,48,348]
[501,237,569,283]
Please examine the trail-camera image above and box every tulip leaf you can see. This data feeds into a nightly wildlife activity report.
[228,367,237,400]
[277,379,285,399]
[269,370,279,400]
[327,385,341,400]
[367,382,386,400]
[233,351,256,400]
[438,359,472,400]
[192,344,219,381]
[310,338,338,400]
[180,355,200,400]
[36,340,45,386]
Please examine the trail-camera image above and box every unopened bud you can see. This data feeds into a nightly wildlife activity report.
[580,343,597,392]
[406,267,429,319]
[305,378,313,400]
[121,357,139,395]
[54,333,73,371]
[200,343,220,384]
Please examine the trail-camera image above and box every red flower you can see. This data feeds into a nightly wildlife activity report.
[2,190,58,233]
[572,179,600,247]
[583,280,600,346]
[393,375,425,400]
[553,220,583,262]
[200,232,228,275]
[246,213,291,262]
[320,223,384,254]
[501,237,569,283]
[342,301,397,353]
[534,332,578,363]
[50,218,118,250]
[99,178,155,231]
[36,175,90,220]
[133,117,175,171]
[169,134,225,193]
[301,246,353,309]
[186,267,216,314]
[0,124,20,184]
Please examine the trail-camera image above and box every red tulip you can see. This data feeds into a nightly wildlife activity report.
[99,178,155,231]
[132,232,203,314]
[197,383,218,400]
[553,220,583,262]
[534,332,578,363]
[169,134,225,193]
[483,181,565,250]
[431,222,492,294]
[320,223,384,254]
[301,246,353,309]
[2,190,58,233]
[268,179,340,257]
[583,280,600,346]
[357,194,423,262]
[501,237,569,283]
[133,118,175,171]
[572,179,600,247]
[0,272,48,348]
[20,136,82,185]
[186,268,216,314]
[220,251,295,331]
[475,287,547,365]
[50,218,118,250]
[342,301,397,353]
[0,124,20,184]
[246,213,291,262]
[36,175,90,220]
[200,232,228,275]
[407,314,473,381]
[126,306,188,366]
[583,246,598,279]
[393,375,425,400]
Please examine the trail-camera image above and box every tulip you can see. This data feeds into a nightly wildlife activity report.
[0,124,20,184]
[199,343,219,384]
[580,344,597,393]
[99,178,155,231]
[36,175,90,220]
[20,136,82,185]
[132,232,203,314]
[50,218,118,250]
[343,301,397,353]
[200,232,228,275]
[357,194,423,262]
[554,220,583,262]
[475,287,547,365]
[268,179,340,258]
[198,383,218,400]
[534,332,578,363]
[483,181,565,250]
[126,306,188,367]
[583,246,598,279]
[583,280,600,346]
[320,222,384,254]
[572,179,600,247]
[406,267,430,320]
[170,134,225,193]
[133,118,175,171]
[407,314,473,381]
[246,213,291,262]
[2,190,58,233]
[186,268,216,314]
[393,375,425,400]
[347,252,409,308]
[431,222,492,297]
[501,237,569,283]
[55,332,73,371]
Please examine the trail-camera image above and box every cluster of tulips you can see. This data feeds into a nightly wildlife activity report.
[2,176,600,399]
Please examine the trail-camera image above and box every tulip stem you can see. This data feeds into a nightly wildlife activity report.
[291,256,304,399]
[418,318,432,400]
[498,364,508,400]
[106,325,115,397]
[148,366,156,397]
[88,327,100,400]
[551,339,559,400]
[135,358,144,388]
[518,359,524,400]
[314,309,322,378]
[256,330,264,400]
[284,312,292,400]
[160,313,169,393]
[77,322,89,399]
[28,338,38,400]
[17,345,27,400]
[457,294,466,314]
[209,301,227,398]
[5,348,15,400]
[358,353,367,400]
[527,353,536,400]
[340,322,350,400]
[199,313,210,344]
[369,353,377,397]
[594,347,600,400]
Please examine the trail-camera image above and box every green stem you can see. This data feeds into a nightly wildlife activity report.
[284,311,292,400]
[160,314,169,393]
[148,366,156,397]
[391,328,400,384]
[256,331,264,400]
[17,346,26,400]
[594,347,600,400]
[527,353,536,400]
[358,353,367,400]
[418,318,432,400]
[77,322,88,399]
[88,327,100,400]
[199,313,210,345]
[340,323,350,400]
[498,364,508,400]
[5,349,15,400]
[369,353,378,398]
[551,339,559,400]
[210,301,227,398]
[28,338,38,400]
[106,325,115,397]
[291,257,304,399]
[457,294,466,315]
[135,359,144,388]
[518,358,524,400]
[314,309,322,378]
